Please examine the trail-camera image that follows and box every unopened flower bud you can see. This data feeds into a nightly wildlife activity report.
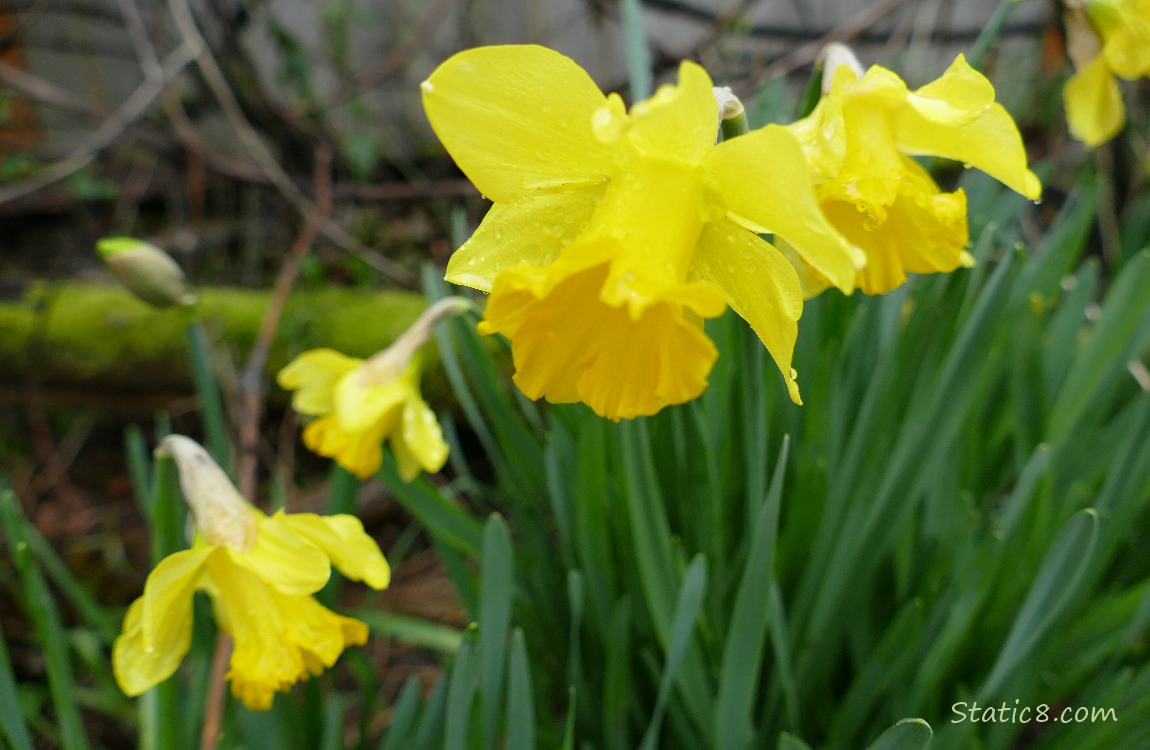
[98,237,197,308]
[155,435,255,550]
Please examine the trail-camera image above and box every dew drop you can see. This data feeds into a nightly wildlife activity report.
[789,368,798,380]
[467,257,476,267]
[494,228,503,239]
[962,163,972,169]
[1032,198,1043,206]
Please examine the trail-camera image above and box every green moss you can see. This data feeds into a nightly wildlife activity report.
[0,284,463,406]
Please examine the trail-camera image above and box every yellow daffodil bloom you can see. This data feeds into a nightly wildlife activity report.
[786,51,1042,296]
[1063,0,1150,146]
[422,45,862,418]
[278,298,464,480]
[113,435,390,710]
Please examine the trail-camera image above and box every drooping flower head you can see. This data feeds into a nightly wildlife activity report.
[785,47,1042,296]
[277,297,467,480]
[1063,0,1150,146]
[113,435,391,710]
[422,45,862,419]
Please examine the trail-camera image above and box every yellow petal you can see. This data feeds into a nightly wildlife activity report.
[421,45,620,203]
[114,545,212,696]
[273,511,391,590]
[139,545,212,653]
[277,349,361,416]
[821,159,969,295]
[303,414,386,480]
[623,60,717,165]
[481,262,718,420]
[334,369,408,434]
[203,555,367,710]
[1100,1,1150,79]
[230,514,332,595]
[705,124,863,293]
[689,220,803,403]
[906,54,996,126]
[893,101,1041,200]
[445,184,604,291]
[575,158,722,317]
[394,396,449,481]
[1064,54,1126,147]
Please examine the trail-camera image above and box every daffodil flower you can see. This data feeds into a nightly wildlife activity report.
[113,435,390,710]
[1063,0,1150,147]
[422,45,861,418]
[278,298,465,480]
[785,49,1042,296]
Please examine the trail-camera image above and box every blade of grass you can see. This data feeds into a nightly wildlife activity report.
[506,629,535,750]
[978,508,1100,700]
[639,555,707,750]
[864,718,933,750]
[357,612,463,654]
[444,627,480,750]
[0,617,34,750]
[378,677,425,750]
[0,490,89,750]
[377,453,483,559]
[479,514,513,750]
[715,438,789,750]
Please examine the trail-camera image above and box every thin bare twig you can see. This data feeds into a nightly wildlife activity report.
[166,0,416,286]
[0,59,103,117]
[0,42,197,204]
[315,0,453,114]
[199,632,232,750]
[237,144,331,500]
[753,0,905,84]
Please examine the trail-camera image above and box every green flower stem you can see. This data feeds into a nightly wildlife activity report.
[183,315,231,470]
[619,0,653,100]
[716,87,750,141]
[141,454,183,750]
[968,0,1020,71]
[720,110,749,141]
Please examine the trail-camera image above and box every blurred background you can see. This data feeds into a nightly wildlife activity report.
[1,1,1146,745]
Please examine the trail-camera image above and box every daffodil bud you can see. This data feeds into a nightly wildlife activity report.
[155,435,255,550]
[97,237,197,308]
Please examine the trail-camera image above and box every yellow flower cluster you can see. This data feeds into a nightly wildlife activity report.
[423,45,859,418]
[422,45,1040,419]
[113,436,390,710]
[786,50,1041,296]
[1063,0,1150,146]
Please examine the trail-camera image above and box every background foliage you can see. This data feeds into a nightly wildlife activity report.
[2,1,1150,749]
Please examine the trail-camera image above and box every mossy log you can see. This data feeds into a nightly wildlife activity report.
[0,283,471,409]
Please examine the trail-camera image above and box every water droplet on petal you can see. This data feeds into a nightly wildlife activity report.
[789,368,798,380]
[494,228,503,240]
